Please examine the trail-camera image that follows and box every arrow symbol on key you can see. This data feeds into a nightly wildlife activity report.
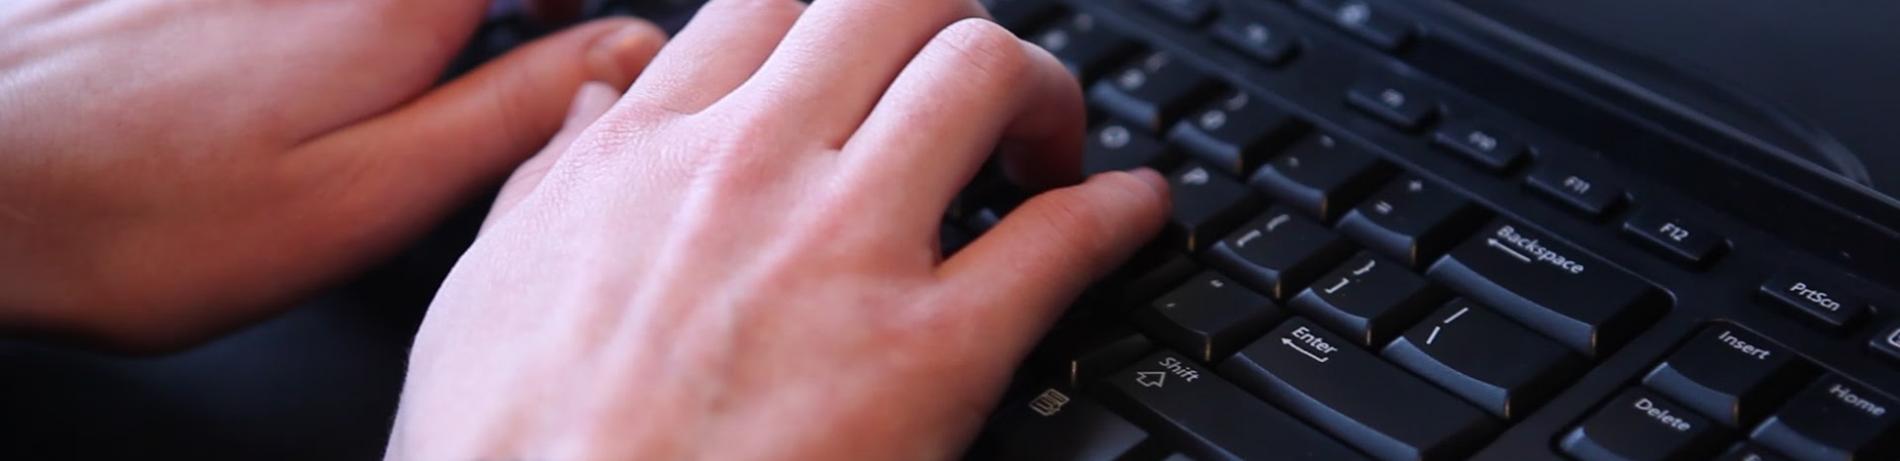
[1135,371,1167,388]
[1281,337,1330,363]
[1486,238,1534,263]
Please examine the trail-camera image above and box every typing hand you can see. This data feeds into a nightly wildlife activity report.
[0,0,664,351]
[390,0,1169,458]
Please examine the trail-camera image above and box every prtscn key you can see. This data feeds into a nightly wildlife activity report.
[1758,271,1869,333]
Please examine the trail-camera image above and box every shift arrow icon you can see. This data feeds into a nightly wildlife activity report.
[1135,371,1167,388]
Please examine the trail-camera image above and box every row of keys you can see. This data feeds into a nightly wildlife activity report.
[1342,73,1737,270]
[1563,325,1900,461]
[1138,0,1420,54]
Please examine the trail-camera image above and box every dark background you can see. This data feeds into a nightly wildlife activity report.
[1458,0,1900,198]
[5,0,1898,459]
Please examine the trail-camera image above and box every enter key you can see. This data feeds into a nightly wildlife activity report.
[1221,318,1501,461]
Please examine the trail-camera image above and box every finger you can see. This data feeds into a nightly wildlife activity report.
[737,0,987,145]
[937,170,1170,342]
[485,81,623,229]
[290,18,662,239]
[842,19,1084,234]
[628,0,804,114]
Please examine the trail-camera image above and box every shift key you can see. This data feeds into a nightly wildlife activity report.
[1427,221,1661,358]
[1221,318,1501,460]
[1099,351,1368,461]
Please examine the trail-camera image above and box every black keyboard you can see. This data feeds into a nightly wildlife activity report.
[491,1,1900,460]
[946,1,1900,460]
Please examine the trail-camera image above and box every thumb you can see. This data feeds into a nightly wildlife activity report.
[937,169,1171,341]
[287,18,664,238]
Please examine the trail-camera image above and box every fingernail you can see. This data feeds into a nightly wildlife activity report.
[1129,167,1169,195]
[587,22,662,88]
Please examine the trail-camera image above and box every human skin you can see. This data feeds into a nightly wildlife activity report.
[0,0,663,351]
[387,0,1169,459]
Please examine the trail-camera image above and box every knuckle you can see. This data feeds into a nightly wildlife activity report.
[930,18,1030,83]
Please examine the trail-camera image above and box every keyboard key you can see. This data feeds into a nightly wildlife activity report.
[1084,121,1175,176]
[1294,0,1415,51]
[1212,10,1300,65]
[1169,90,1308,175]
[1090,51,1217,132]
[1134,272,1282,362]
[1249,133,1393,222]
[976,387,1150,461]
[1622,208,1727,267]
[1140,0,1214,25]
[1427,221,1660,358]
[1336,175,1484,268]
[1221,318,1501,460]
[1560,389,1731,461]
[1347,79,1437,131]
[1758,271,1868,333]
[1114,252,1201,306]
[1381,300,1583,420]
[1642,326,1809,427]
[1031,12,1139,80]
[1100,351,1370,461]
[1204,209,1355,300]
[1872,323,1900,366]
[1431,120,1527,172]
[1288,252,1441,346]
[1716,443,1791,461]
[1030,323,1155,389]
[1165,162,1262,252]
[1750,376,1900,461]
[1526,159,1626,219]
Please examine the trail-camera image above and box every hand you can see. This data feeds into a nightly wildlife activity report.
[0,0,665,351]
[389,0,1169,458]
